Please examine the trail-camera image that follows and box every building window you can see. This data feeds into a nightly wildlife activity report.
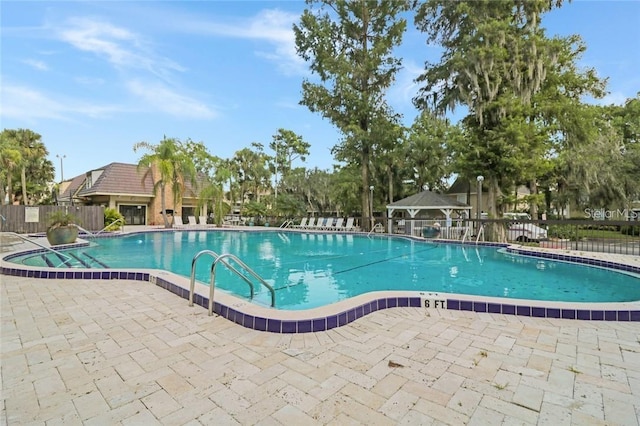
[182,206,196,219]
[119,205,146,225]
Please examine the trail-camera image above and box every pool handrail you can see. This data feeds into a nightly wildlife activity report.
[189,250,275,314]
[476,224,485,244]
[210,254,275,315]
[461,226,470,243]
[76,225,96,237]
[189,250,252,306]
[95,218,125,235]
[367,222,384,237]
[4,232,75,268]
[279,220,294,229]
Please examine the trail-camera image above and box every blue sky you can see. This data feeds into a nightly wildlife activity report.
[1,1,639,182]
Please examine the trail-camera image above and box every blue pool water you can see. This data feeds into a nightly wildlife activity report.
[15,231,640,309]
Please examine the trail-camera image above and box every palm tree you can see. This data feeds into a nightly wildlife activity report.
[133,137,196,228]
[16,129,46,205]
[0,131,22,205]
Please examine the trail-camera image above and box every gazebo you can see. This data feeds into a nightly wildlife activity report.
[386,190,472,237]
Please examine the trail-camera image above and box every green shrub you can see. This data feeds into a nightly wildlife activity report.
[548,224,578,240]
[104,208,125,231]
[620,225,640,236]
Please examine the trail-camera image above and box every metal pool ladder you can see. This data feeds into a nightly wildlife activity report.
[188,250,276,316]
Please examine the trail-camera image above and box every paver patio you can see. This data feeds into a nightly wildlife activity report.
[2,273,639,425]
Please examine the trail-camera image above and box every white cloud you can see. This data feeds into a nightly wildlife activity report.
[0,85,66,121]
[59,18,139,64]
[57,17,185,79]
[182,9,307,75]
[22,59,49,71]
[0,84,121,122]
[51,17,218,120]
[127,80,217,119]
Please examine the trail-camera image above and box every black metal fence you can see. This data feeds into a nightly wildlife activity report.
[0,205,105,234]
[6,206,632,256]
[380,217,640,256]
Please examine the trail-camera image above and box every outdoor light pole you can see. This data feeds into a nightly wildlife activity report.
[476,175,484,232]
[56,154,66,182]
[369,185,374,231]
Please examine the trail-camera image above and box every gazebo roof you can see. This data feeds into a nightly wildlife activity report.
[386,190,471,210]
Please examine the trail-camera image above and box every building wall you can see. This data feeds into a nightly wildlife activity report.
[148,186,181,225]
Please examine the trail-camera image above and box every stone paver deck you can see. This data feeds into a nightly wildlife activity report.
[2,274,639,425]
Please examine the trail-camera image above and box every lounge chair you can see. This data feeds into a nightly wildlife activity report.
[314,217,327,230]
[188,216,198,226]
[305,217,316,229]
[344,217,358,232]
[330,217,344,231]
[199,216,209,226]
[173,216,184,227]
[321,217,335,230]
[293,217,308,229]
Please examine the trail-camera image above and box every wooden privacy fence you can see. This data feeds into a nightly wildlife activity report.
[0,205,105,234]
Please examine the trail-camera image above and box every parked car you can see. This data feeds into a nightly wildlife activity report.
[504,213,548,242]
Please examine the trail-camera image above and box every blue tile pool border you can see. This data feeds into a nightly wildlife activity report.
[2,235,639,332]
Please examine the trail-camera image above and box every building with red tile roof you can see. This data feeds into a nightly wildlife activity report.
[58,162,203,226]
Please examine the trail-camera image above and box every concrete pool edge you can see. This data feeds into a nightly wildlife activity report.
[2,232,640,332]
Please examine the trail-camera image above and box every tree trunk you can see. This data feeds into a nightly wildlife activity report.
[21,167,28,205]
[6,172,13,205]
[530,179,538,219]
[160,183,170,228]
[387,166,393,204]
[361,149,371,231]
[487,176,507,242]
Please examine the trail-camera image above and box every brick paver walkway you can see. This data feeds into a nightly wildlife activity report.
[2,275,639,425]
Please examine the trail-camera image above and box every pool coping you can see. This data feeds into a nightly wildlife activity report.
[2,229,640,331]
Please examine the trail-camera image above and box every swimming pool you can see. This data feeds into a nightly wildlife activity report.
[12,230,640,310]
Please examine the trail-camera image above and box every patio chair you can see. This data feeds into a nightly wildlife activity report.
[314,217,327,230]
[322,217,336,231]
[293,217,308,229]
[173,216,184,227]
[199,216,209,226]
[188,216,198,226]
[344,217,358,232]
[305,217,316,229]
[331,217,344,231]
